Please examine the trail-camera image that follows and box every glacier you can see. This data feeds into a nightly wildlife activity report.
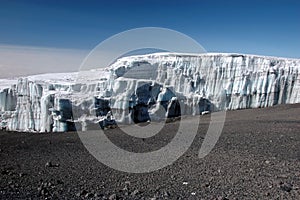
[0,53,299,132]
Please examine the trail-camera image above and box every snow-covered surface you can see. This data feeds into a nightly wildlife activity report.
[0,52,299,132]
[0,79,17,91]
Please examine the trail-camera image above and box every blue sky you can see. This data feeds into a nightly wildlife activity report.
[0,0,299,78]
[0,0,299,58]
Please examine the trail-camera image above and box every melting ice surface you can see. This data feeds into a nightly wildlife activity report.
[0,53,299,132]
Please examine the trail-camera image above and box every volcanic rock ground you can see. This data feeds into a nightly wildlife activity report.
[0,104,300,199]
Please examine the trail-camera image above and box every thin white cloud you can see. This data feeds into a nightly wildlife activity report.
[0,45,89,79]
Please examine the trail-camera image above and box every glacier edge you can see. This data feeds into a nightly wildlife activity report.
[0,53,299,132]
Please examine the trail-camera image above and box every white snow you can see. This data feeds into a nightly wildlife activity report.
[0,52,299,132]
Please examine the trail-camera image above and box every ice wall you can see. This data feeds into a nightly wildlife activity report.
[106,53,300,118]
[0,53,299,132]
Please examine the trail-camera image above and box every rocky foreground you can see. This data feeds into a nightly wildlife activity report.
[0,104,300,199]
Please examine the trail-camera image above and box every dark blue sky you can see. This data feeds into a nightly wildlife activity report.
[1,0,299,58]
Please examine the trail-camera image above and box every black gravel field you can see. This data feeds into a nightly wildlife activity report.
[1,104,300,200]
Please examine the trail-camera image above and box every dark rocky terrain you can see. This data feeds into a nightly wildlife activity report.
[0,104,300,199]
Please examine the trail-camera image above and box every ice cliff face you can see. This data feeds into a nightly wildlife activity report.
[0,53,299,132]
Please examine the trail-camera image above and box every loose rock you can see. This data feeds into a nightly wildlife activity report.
[45,161,59,168]
[132,189,140,196]
[280,183,293,192]
[163,191,170,197]
[109,193,117,200]
[45,162,52,168]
